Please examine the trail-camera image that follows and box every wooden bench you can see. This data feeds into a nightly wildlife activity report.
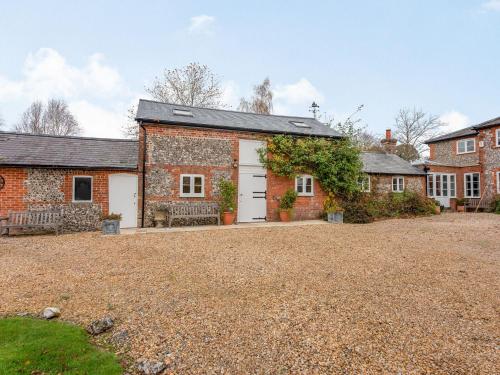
[464,198,491,212]
[167,203,220,228]
[0,210,62,236]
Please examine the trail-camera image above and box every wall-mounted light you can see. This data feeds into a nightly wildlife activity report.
[233,159,238,168]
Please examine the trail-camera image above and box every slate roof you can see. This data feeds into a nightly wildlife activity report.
[425,127,477,144]
[0,132,138,169]
[135,99,342,138]
[361,152,425,175]
[425,115,500,143]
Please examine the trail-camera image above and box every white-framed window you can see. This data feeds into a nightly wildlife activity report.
[392,176,404,192]
[73,176,93,202]
[295,175,314,196]
[496,129,500,147]
[358,175,370,192]
[457,138,475,154]
[464,173,480,198]
[180,174,205,197]
[497,171,500,193]
[427,174,457,198]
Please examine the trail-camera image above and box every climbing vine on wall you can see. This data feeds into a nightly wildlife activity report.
[258,135,363,198]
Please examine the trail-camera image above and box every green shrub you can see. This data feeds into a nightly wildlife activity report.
[342,191,436,224]
[494,195,500,214]
[218,178,237,212]
[323,193,343,213]
[279,189,297,211]
[456,198,465,206]
[101,213,122,221]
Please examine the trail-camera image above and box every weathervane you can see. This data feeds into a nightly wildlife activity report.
[309,102,320,119]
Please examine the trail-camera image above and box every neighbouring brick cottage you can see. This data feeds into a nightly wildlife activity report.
[0,133,138,231]
[415,116,500,209]
[0,100,427,232]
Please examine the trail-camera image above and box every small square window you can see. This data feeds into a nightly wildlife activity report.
[392,176,404,192]
[180,174,205,197]
[295,175,313,196]
[358,176,370,192]
[73,176,92,202]
[496,129,500,147]
[457,138,475,154]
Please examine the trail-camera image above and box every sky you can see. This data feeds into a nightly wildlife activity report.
[0,0,499,139]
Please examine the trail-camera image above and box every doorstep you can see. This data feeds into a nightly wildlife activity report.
[120,220,328,235]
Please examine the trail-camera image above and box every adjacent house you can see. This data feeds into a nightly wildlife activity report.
[416,116,500,209]
[0,100,425,231]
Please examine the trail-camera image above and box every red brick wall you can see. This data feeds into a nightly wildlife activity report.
[0,167,28,215]
[0,167,135,217]
[139,123,329,224]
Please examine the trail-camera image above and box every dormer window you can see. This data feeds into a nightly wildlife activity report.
[173,109,193,117]
[457,138,475,154]
[290,121,310,128]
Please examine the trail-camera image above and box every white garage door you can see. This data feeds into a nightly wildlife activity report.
[109,174,138,228]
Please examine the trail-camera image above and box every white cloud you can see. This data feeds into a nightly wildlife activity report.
[0,48,135,138]
[221,80,240,109]
[439,111,470,132]
[482,0,500,11]
[0,48,126,101]
[188,15,215,35]
[274,78,324,115]
[69,100,128,138]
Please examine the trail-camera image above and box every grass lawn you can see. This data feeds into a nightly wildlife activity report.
[0,317,122,375]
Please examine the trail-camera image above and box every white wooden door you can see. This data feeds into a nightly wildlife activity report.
[427,173,455,208]
[109,174,138,228]
[238,140,267,222]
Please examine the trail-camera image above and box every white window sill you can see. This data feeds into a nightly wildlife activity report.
[297,193,314,197]
[72,200,92,203]
[456,151,475,155]
[180,194,205,198]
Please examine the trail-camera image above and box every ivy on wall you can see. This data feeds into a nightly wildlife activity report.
[258,135,363,198]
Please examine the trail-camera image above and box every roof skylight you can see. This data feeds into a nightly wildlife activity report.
[173,109,193,117]
[290,121,311,128]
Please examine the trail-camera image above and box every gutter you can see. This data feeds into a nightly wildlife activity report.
[140,122,147,228]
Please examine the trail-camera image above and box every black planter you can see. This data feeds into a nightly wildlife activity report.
[102,220,120,235]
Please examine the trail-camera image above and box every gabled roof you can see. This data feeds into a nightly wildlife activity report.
[135,99,342,138]
[0,132,138,170]
[361,152,426,175]
[425,115,500,144]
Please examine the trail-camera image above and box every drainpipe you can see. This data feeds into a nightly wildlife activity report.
[140,122,147,228]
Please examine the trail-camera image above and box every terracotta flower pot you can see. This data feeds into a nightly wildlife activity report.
[222,211,235,225]
[434,205,441,214]
[279,210,292,222]
[457,205,465,213]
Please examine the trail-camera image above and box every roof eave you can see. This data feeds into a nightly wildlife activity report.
[0,163,138,170]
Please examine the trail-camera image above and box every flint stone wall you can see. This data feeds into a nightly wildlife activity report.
[148,135,233,167]
[433,140,479,167]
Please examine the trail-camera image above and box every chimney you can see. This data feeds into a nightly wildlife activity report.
[381,128,397,154]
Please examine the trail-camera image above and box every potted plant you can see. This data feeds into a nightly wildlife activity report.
[101,213,122,235]
[218,178,237,225]
[278,188,297,222]
[456,198,465,213]
[324,193,344,224]
[432,199,441,214]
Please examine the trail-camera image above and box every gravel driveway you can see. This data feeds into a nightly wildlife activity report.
[1,214,499,374]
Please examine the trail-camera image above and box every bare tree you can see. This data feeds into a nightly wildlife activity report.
[0,111,5,130]
[358,131,384,152]
[238,78,273,114]
[123,62,226,138]
[146,63,225,108]
[16,99,81,136]
[393,108,442,158]
[395,143,420,161]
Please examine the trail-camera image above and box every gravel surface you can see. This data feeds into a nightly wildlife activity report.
[1,214,499,374]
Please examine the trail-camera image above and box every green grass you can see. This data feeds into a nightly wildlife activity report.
[0,317,122,375]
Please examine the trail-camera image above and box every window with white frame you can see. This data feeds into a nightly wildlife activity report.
[392,176,404,192]
[464,173,480,198]
[457,138,475,154]
[496,129,500,147]
[73,176,92,202]
[358,175,370,192]
[295,175,313,196]
[180,174,204,197]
